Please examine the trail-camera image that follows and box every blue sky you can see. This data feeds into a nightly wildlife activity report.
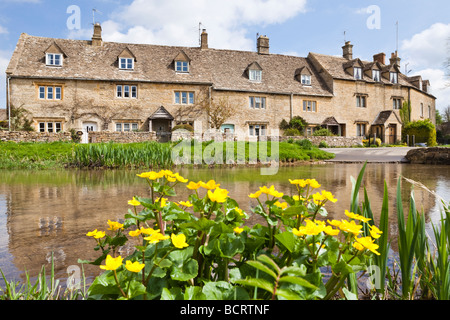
[0,0,449,113]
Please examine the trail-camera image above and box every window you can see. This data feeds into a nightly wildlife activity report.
[38,85,62,100]
[175,61,189,73]
[249,69,262,81]
[356,95,367,108]
[116,85,137,99]
[175,91,195,105]
[119,58,134,70]
[306,126,315,136]
[393,98,402,110]
[303,100,317,112]
[116,122,139,132]
[301,74,311,85]
[421,103,424,117]
[46,53,63,66]
[38,121,62,133]
[249,124,266,136]
[354,67,362,80]
[390,72,398,84]
[249,96,266,109]
[356,123,366,137]
[373,70,380,82]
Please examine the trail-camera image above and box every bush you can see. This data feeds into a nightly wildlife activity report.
[280,116,308,136]
[318,140,328,148]
[369,137,381,147]
[313,128,334,137]
[283,128,302,136]
[295,139,313,150]
[403,119,437,147]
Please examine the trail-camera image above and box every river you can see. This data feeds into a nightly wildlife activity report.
[0,163,449,288]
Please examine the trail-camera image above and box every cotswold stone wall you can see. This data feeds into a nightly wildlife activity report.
[0,131,72,142]
[280,136,364,147]
[88,131,156,143]
[405,147,450,164]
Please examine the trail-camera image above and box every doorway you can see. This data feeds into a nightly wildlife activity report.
[81,122,98,144]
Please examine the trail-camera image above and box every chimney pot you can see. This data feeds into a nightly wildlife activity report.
[92,23,102,46]
[257,35,269,55]
[389,51,401,68]
[342,41,353,60]
[373,52,386,64]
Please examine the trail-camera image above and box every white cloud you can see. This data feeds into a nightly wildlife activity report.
[0,25,8,34]
[89,0,309,51]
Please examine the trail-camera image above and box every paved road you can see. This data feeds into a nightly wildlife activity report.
[321,147,417,163]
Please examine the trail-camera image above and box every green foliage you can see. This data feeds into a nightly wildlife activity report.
[280,116,308,136]
[283,128,302,136]
[318,141,328,148]
[403,119,437,146]
[172,124,194,132]
[313,128,334,137]
[294,139,313,150]
[399,101,411,125]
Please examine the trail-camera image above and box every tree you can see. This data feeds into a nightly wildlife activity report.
[435,109,443,125]
[443,105,450,123]
[196,88,237,130]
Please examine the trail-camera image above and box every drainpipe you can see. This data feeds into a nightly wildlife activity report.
[7,76,11,131]
[290,93,293,120]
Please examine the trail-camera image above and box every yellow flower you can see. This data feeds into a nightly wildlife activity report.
[312,190,337,205]
[293,219,325,236]
[125,260,145,273]
[289,179,308,188]
[100,255,123,271]
[306,179,321,189]
[354,236,381,255]
[339,220,363,235]
[323,225,340,236]
[140,227,160,235]
[234,207,245,216]
[171,233,189,248]
[207,187,229,203]
[107,220,124,231]
[293,195,307,201]
[156,197,168,208]
[201,180,221,190]
[144,232,170,244]
[167,176,177,182]
[86,229,105,239]
[259,185,284,197]
[128,197,141,206]
[128,229,142,237]
[345,210,371,223]
[249,190,262,198]
[187,181,203,190]
[353,242,365,251]
[274,201,288,210]
[369,225,383,239]
[327,219,342,227]
[136,171,164,180]
[234,227,244,234]
[173,173,188,183]
[179,201,193,207]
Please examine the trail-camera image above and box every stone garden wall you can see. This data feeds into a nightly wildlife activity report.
[88,131,157,143]
[0,131,72,142]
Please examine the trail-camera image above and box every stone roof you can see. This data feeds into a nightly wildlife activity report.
[372,110,402,125]
[6,33,333,97]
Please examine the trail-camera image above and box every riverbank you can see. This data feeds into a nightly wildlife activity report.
[0,140,335,170]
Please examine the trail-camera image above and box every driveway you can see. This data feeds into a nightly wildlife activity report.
[321,147,417,163]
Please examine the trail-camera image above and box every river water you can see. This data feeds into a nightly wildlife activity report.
[0,163,449,288]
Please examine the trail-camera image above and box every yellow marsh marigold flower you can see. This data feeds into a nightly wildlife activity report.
[167,176,177,182]
[259,185,284,197]
[289,179,308,188]
[171,233,189,248]
[144,232,170,244]
[156,197,168,208]
[107,220,124,231]
[86,229,105,239]
[339,220,363,235]
[201,180,221,190]
[327,219,342,227]
[100,255,123,271]
[173,173,188,183]
[179,201,193,207]
[293,219,326,236]
[313,190,337,205]
[354,236,381,255]
[369,225,383,239]
[140,227,160,235]
[293,195,307,201]
[353,241,365,251]
[323,225,340,236]
[128,229,142,237]
[249,190,262,198]
[128,197,141,206]
[136,171,164,180]
[274,201,288,210]
[306,179,321,189]
[207,187,229,203]
[234,207,245,216]
[125,260,145,273]
[345,210,371,223]
[187,181,203,190]
[234,227,244,234]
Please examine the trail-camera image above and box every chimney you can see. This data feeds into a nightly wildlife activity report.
[373,52,386,65]
[92,23,103,46]
[389,51,401,68]
[200,29,208,49]
[257,35,269,55]
[342,41,353,60]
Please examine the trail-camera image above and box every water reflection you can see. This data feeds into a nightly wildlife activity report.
[0,163,448,286]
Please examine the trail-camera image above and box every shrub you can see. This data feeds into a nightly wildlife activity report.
[403,119,437,146]
[280,116,308,136]
[318,140,328,148]
[283,128,302,136]
[313,128,334,137]
[295,138,313,150]
[369,137,381,147]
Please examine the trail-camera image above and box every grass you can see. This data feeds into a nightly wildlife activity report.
[0,140,334,170]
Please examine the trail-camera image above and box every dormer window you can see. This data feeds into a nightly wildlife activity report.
[249,69,262,81]
[120,57,134,70]
[175,61,189,73]
[301,74,311,85]
[372,70,380,82]
[390,72,398,84]
[46,53,63,66]
[354,67,362,80]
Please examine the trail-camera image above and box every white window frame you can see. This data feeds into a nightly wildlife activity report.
[46,53,63,66]
[249,69,262,82]
[393,98,402,110]
[116,85,137,99]
[39,85,62,101]
[301,74,311,85]
[174,91,194,105]
[119,57,134,70]
[372,70,380,82]
[115,122,139,132]
[175,61,189,73]
[249,124,266,136]
[249,96,266,109]
[354,67,362,80]
[390,72,398,84]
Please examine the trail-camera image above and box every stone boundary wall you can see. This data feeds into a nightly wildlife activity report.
[280,136,364,147]
[0,131,72,142]
[405,147,450,164]
[89,131,157,143]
